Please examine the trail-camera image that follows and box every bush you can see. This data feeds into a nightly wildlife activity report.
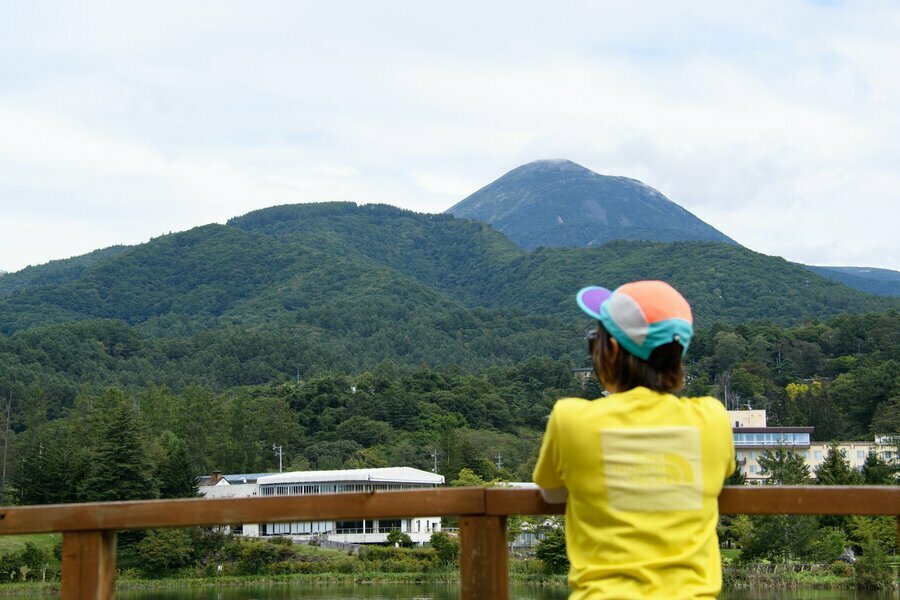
[429,532,459,565]
[535,528,569,575]
[808,528,850,564]
[829,561,854,577]
[236,540,280,575]
[137,529,195,578]
[854,540,893,590]
[386,529,413,547]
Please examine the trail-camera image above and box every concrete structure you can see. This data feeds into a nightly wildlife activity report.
[729,409,813,482]
[807,440,894,473]
[199,472,274,537]
[727,410,896,483]
[199,467,444,544]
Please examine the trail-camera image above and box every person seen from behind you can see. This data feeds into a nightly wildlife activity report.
[533,280,735,599]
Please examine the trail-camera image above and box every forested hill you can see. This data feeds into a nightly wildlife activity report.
[803,265,900,297]
[0,202,893,338]
[0,245,130,298]
[1,202,897,496]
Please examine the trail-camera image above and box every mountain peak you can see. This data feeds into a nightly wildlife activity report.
[519,158,588,170]
[446,160,736,250]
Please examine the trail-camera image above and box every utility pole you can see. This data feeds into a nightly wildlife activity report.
[430,449,439,473]
[272,444,283,472]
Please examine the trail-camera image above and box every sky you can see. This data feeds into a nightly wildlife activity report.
[1,1,899,273]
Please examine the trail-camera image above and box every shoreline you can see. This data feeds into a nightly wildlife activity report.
[0,568,882,597]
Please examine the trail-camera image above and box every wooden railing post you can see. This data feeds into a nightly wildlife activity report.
[459,515,508,600]
[61,530,116,600]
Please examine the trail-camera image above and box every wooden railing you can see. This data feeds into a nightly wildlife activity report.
[0,486,897,599]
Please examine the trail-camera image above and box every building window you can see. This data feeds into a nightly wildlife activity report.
[814,451,822,460]
[378,519,402,533]
[335,520,365,534]
[749,466,757,474]
[857,451,865,461]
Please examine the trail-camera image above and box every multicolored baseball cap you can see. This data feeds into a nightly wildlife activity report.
[576,280,694,360]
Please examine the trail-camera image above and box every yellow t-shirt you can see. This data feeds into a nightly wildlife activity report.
[533,387,735,599]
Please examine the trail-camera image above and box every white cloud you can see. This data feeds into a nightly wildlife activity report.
[0,0,898,272]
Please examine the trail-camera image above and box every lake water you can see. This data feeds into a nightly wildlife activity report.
[5,583,896,599]
[108,584,897,599]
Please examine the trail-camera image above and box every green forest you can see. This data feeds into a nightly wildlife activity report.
[0,202,896,586]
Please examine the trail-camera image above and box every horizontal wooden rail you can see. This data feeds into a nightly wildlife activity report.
[0,488,485,535]
[0,486,896,535]
[0,486,896,600]
[485,485,900,517]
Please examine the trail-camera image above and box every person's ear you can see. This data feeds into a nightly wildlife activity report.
[607,336,620,362]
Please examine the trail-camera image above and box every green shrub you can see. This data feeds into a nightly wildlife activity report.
[236,540,280,575]
[268,560,296,575]
[136,529,195,578]
[855,540,893,590]
[829,561,854,577]
[535,528,569,575]
[429,532,459,565]
[386,529,413,547]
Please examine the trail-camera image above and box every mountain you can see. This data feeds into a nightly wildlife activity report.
[0,245,131,298]
[446,159,737,250]
[0,203,891,337]
[802,265,900,297]
[0,201,896,423]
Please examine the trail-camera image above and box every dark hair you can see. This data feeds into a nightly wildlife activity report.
[591,324,685,393]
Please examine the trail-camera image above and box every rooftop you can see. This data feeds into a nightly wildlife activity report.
[257,466,444,486]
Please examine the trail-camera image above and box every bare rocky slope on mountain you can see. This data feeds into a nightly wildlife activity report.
[446,159,736,249]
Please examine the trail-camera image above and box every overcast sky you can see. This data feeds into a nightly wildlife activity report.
[2,1,899,273]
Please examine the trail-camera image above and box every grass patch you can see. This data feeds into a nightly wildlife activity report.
[0,534,60,565]
[720,548,741,561]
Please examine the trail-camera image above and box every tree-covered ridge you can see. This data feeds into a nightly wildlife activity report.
[803,264,900,297]
[9,306,897,508]
[0,203,893,339]
[2,311,896,476]
[228,202,523,306]
[685,312,899,439]
[0,202,896,506]
[480,241,894,326]
[0,245,131,299]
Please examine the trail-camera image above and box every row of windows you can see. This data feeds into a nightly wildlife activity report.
[739,448,890,463]
[259,483,427,496]
[738,450,812,461]
[261,518,437,536]
[734,432,810,446]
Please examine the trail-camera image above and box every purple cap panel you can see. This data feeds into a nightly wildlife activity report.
[576,286,612,320]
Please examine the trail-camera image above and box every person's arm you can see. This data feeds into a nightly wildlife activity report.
[539,486,568,503]
[533,403,567,503]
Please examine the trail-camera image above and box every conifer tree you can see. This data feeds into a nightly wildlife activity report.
[758,446,810,485]
[861,451,896,485]
[814,443,862,485]
[156,432,199,499]
[79,389,158,502]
